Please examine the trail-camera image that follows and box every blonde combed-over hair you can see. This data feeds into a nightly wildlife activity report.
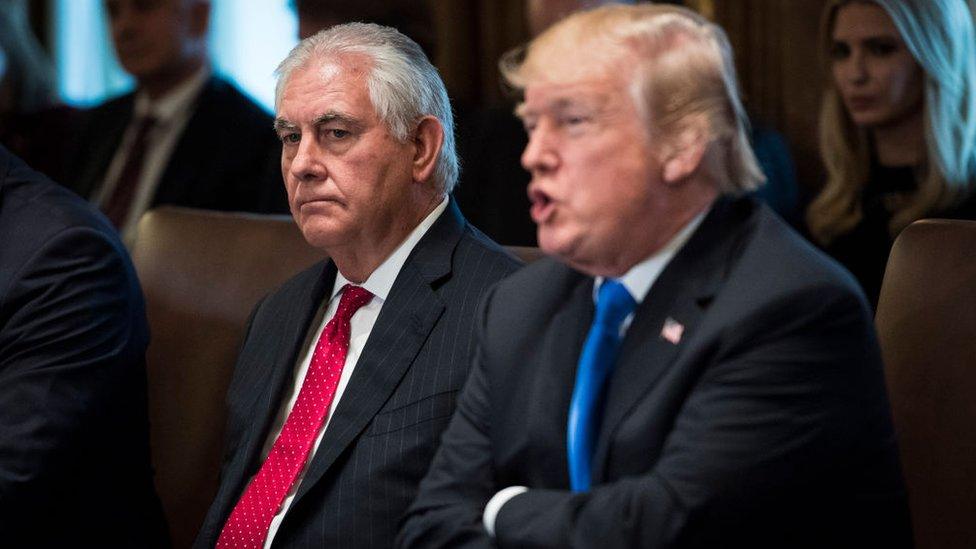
[500,3,765,195]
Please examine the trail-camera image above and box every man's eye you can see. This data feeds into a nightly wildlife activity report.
[829,42,851,60]
[328,129,350,139]
[559,115,590,129]
[280,132,300,145]
[867,41,898,56]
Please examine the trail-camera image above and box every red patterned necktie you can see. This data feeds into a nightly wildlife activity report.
[216,284,374,549]
[104,115,156,228]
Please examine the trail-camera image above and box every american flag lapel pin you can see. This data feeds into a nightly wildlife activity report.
[660,317,684,345]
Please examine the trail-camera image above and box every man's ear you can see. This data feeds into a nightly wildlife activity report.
[661,123,708,185]
[412,116,444,184]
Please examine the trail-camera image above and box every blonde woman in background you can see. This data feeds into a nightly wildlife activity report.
[808,0,976,307]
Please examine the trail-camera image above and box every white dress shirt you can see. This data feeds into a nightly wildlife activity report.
[260,197,449,548]
[482,206,709,537]
[94,66,210,245]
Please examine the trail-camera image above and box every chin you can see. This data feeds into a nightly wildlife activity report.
[538,227,586,270]
[536,226,564,257]
[298,222,346,252]
[849,111,890,128]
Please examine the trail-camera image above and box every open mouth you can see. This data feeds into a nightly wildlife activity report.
[529,188,555,223]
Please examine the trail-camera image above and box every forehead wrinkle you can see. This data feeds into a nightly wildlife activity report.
[523,85,614,118]
[312,112,360,128]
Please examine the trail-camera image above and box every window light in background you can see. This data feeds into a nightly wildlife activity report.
[51,0,298,113]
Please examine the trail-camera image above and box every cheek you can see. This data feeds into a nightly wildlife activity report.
[831,62,848,88]
[881,59,922,103]
[567,148,646,206]
[280,158,295,194]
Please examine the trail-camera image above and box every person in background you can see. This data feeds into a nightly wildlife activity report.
[807,0,976,307]
[194,23,520,549]
[66,0,287,245]
[399,5,910,547]
[0,145,168,546]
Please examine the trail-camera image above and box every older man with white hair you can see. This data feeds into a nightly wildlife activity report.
[194,23,520,549]
[399,5,911,548]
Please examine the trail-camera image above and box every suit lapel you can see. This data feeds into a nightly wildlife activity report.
[290,200,465,506]
[591,197,754,481]
[153,77,217,207]
[75,96,133,200]
[233,262,335,489]
[534,273,594,487]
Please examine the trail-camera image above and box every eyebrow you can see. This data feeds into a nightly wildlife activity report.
[832,30,901,42]
[515,97,599,120]
[273,112,362,133]
[273,118,296,132]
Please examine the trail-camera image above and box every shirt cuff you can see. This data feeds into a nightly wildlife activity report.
[483,486,528,538]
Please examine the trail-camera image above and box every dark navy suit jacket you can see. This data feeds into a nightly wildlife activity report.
[0,146,167,546]
[66,75,288,215]
[400,196,912,548]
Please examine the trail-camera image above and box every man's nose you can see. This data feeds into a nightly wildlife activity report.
[844,50,869,85]
[289,137,327,182]
[521,123,558,176]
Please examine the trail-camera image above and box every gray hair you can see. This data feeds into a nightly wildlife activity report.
[275,22,458,194]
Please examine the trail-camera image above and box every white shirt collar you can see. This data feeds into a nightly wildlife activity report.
[330,197,450,302]
[596,205,710,304]
[133,65,210,123]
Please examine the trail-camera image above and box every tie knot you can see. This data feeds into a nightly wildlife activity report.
[334,284,373,322]
[595,279,636,329]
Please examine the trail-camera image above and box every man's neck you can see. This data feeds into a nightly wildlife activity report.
[139,58,206,101]
[331,194,445,283]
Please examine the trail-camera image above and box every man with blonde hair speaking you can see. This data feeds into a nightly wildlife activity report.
[399,5,911,548]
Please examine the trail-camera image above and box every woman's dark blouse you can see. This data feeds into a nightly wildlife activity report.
[823,163,976,309]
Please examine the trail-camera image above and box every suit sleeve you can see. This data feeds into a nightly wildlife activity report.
[397,286,499,549]
[403,281,895,548]
[0,224,146,524]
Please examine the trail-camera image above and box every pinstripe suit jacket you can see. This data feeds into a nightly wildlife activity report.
[195,201,521,548]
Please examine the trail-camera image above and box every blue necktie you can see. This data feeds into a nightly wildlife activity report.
[567,279,637,492]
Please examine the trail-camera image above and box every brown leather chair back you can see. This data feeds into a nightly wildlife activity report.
[875,219,976,549]
[130,207,321,548]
